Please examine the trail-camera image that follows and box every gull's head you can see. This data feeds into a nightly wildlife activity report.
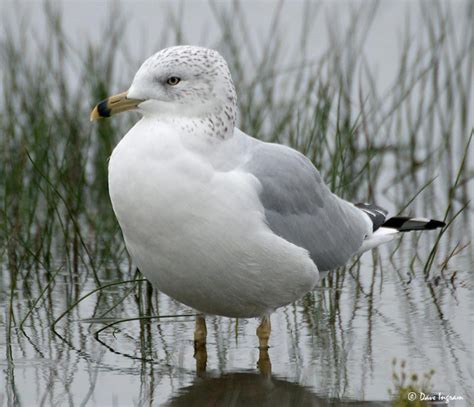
[90,46,237,123]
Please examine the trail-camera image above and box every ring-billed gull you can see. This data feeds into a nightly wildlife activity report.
[90,46,444,350]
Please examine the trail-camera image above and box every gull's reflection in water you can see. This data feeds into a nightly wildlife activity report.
[194,347,271,378]
[186,345,386,407]
[165,372,317,407]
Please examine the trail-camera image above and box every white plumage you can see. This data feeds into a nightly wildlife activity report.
[109,121,319,317]
[91,45,444,322]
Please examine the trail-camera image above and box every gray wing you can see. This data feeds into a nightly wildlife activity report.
[243,142,370,271]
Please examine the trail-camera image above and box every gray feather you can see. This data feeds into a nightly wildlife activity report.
[243,142,369,271]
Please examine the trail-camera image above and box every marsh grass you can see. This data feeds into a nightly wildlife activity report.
[0,0,473,404]
[389,359,435,407]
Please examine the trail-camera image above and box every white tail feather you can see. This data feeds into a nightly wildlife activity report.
[357,227,399,254]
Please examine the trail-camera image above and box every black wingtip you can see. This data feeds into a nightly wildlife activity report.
[354,202,389,231]
[424,219,446,229]
[382,217,446,232]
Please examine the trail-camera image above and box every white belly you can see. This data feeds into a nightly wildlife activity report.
[108,119,319,318]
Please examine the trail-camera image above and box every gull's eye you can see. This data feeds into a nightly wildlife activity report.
[166,76,181,86]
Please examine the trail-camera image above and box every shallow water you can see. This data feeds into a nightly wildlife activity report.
[1,237,472,406]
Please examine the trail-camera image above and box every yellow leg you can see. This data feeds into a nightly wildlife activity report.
[194,346,207,376]
[194,315,207,375]
[194,315,207,350]
[257,348,272,378]
[256,316,271,349]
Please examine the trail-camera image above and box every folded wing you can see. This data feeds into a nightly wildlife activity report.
[243,142,370,271]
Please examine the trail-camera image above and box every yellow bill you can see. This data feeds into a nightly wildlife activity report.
[90,91,144,121]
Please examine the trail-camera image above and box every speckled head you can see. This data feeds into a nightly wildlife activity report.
[125,46,237,138]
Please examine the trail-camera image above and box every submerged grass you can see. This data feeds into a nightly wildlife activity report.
[0,0,473,404]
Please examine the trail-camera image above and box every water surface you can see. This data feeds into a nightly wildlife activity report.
[1,239,472,405]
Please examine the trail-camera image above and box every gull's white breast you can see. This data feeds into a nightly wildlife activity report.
[108,118,319,318]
